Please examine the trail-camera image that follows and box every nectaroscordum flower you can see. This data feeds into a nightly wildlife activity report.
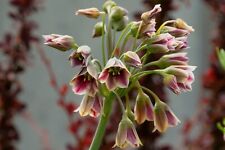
[141,4,161,24]
[74,94,102,118]
[163,65,196,94]
[75,8,101,19]
[123,51,142,68]
[98,57,131,91]
[134,91,154,124]
[153,100,180,133]
[70,66,98,97]
[113,115,142,148]
[69,45,91,67]
[43,34,76,51]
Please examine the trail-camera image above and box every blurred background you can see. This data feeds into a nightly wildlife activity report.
[1,0,223,150]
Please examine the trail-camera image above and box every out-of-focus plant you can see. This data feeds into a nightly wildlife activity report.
[217,48,225,70]
[43,0,195,149]
[182,0,225,149]
[217,118,225,141]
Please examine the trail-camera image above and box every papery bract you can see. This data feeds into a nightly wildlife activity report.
[98,57,131,91]
[153,100,180,132]
[43,34,75,51]
[113,115,142,148]
[69,45,91,67]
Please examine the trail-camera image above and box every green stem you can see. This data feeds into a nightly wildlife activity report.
[101,13,106,65]
[132,21,143,50]
[89,92,114,150]
[107,19,113,59]
[141,85,160,102]
[156,20,175,34]
[111,23,132,57]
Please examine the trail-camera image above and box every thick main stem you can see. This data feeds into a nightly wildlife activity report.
[89,93,114,150]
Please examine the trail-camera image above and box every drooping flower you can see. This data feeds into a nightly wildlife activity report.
[146,33,178,53]
[43,34,76,51]
[69,45,91,67]
[141,4,161,24]
[98,57,131,91]
[74,94,103,118]
[92,22,105,38]
[134,91,154,124]
[163,65,196,94]
[75,8,101,19]
[113,115,142,148]
[123,51,142,68]
[160,26,190,38]
[156,52,189,68]
[70,66,98,97]
[174,18,194,33]
[153,100,180,132]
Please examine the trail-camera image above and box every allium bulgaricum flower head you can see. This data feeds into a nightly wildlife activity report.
[74,94,102,118]
[98,57,131,91]
[43,34,76,51]
[123,51,142,68]
[134,91,154,124]
[69,45,91,67]
[75,8,101,19]
[113,115,142,149]
[153,100,180,133]
[163,65,196,94]
[70,66,98,97]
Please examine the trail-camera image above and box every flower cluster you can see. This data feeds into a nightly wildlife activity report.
[43,0,195,149]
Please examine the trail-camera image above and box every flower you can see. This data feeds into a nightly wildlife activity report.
[98,57,131,91]
[174,18,194,32]
[123,51,142,68]
[69,45,91,67]
[153,100,180,132]
[146,33,178,53]
[92,22,105,38]
[141,4,161,24]
[113,115,142,148]
[74,94,102,118]
[156,52,189,68]
[43,34,76,51]
[70,66,98,97]
[160,26,190,37]
[163,65,196,94]
[134,91,154,124]
[75,8,101,19]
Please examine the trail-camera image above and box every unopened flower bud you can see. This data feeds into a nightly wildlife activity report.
[141,4,161,24]
[112,16,128,31]
[175,18,194,32]
[123,51,142,68]
[110,6,128,21]
[103,0,117,13]
[43,34,76,51]
[92,22,105,38]
[75,8,101,19]
[153,100,180,132]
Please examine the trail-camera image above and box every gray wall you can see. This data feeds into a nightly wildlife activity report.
[0,0,212,149]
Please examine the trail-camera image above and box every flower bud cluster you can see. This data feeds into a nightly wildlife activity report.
[43,1,196,149]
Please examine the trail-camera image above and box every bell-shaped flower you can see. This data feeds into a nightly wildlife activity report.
[156,52,189,68]
[174,18,194,33]
[113,115,142,148]
[141,4,161,24]
[69,45,91,67]
[123,51,142,68]
[146,33,178,53]
[134,91,154,124]
[153,100,180,132]
[43,34,76,51]
[70,65,98,96]
[98,57,131,91]
[74,94,102,118]
[75,8,101,19]
[163,65,196,94]
[160,26,190,38]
